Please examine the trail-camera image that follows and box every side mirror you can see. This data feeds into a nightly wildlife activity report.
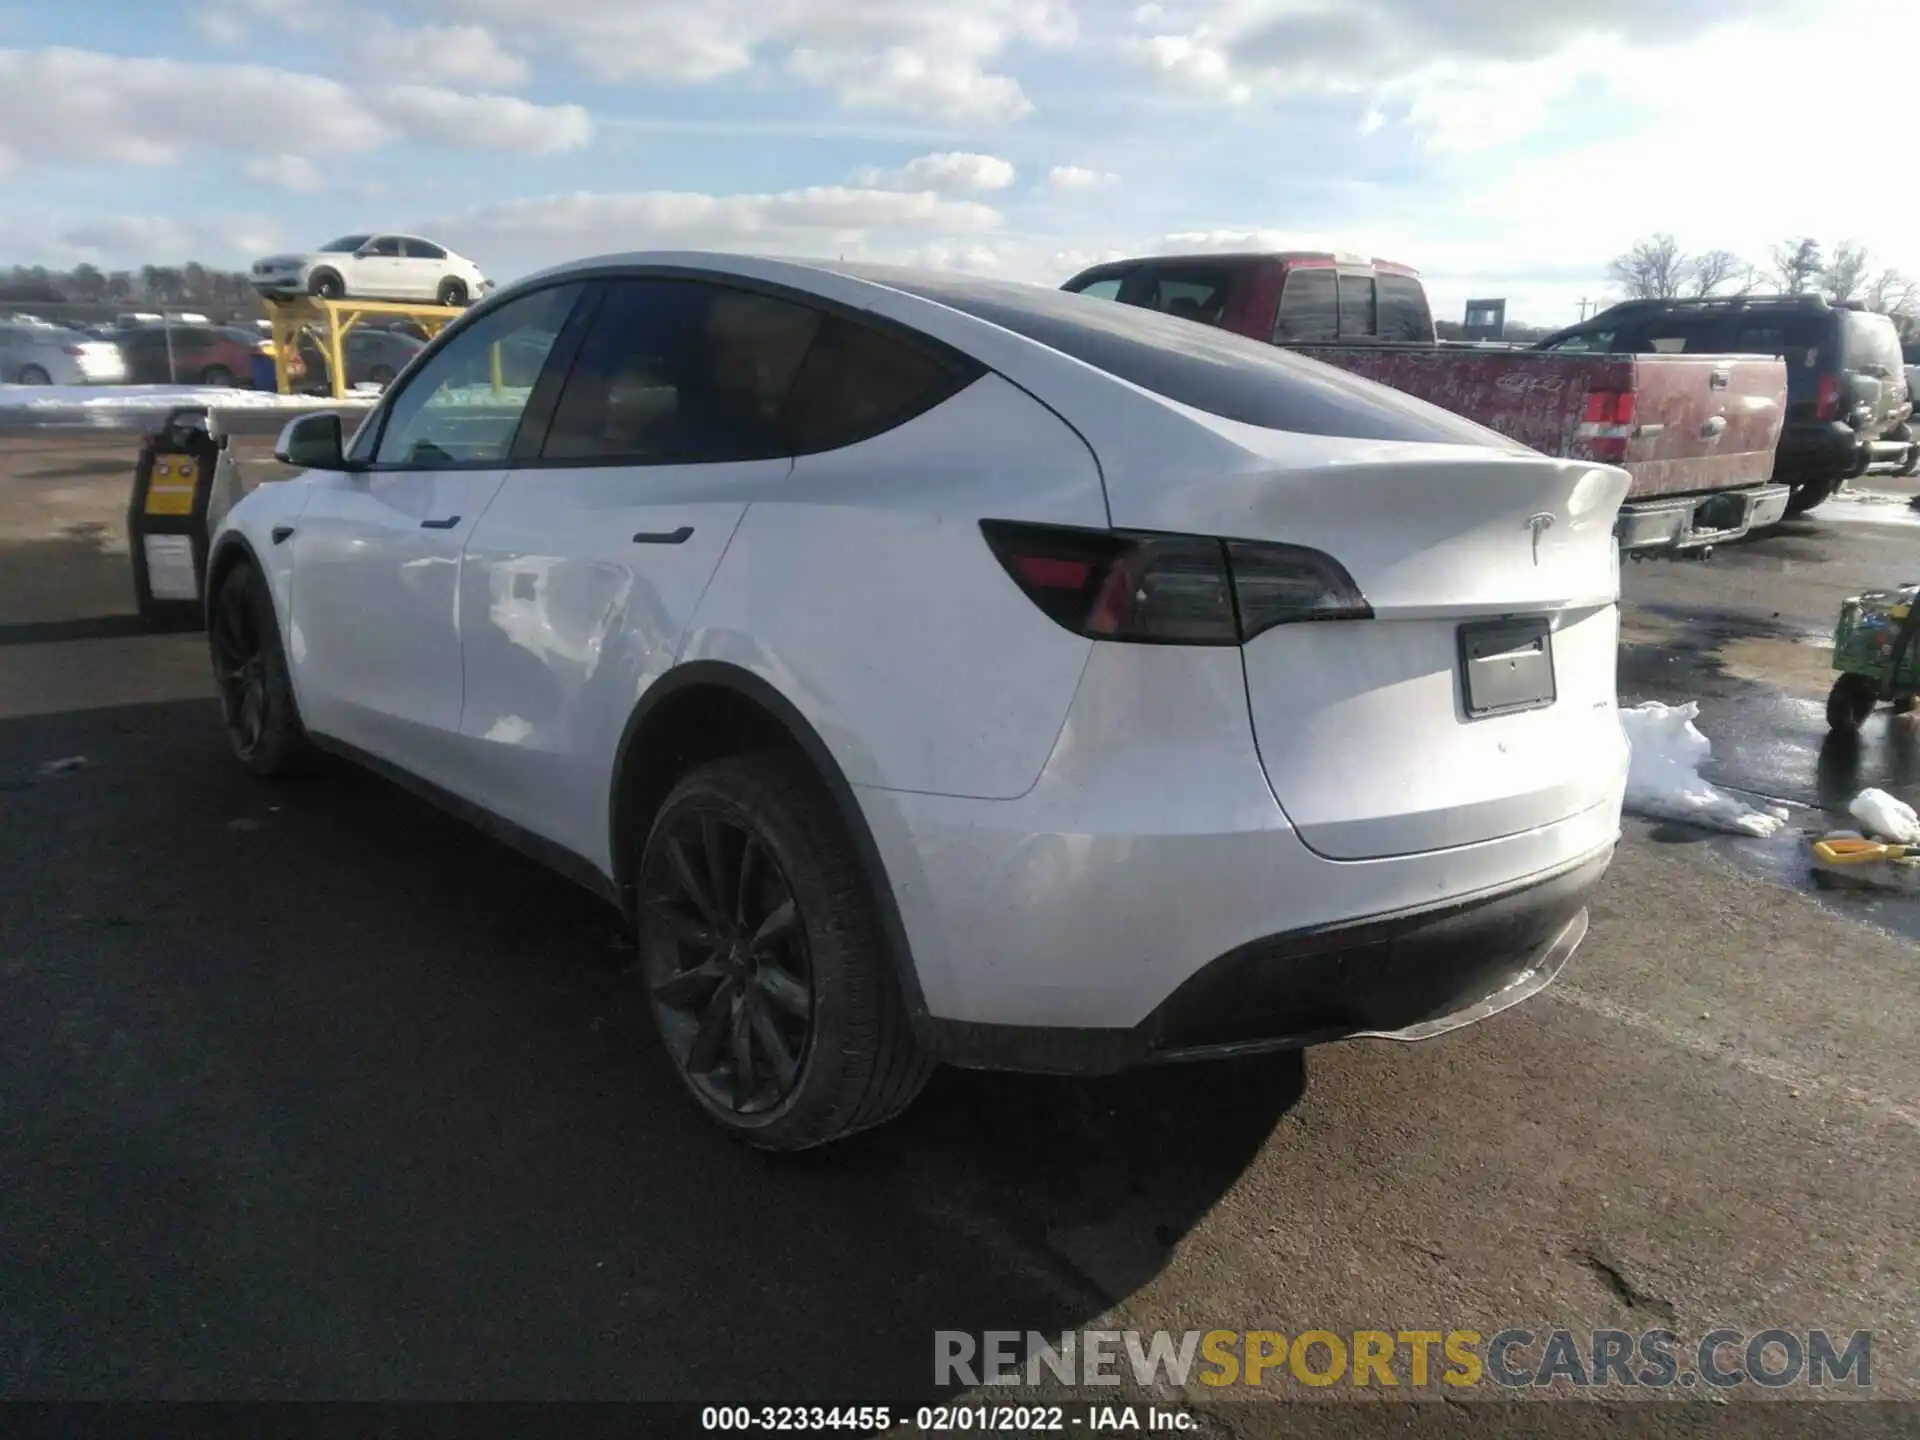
[274,412,346,470]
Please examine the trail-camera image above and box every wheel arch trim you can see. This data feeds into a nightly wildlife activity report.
[609,660,930,1027]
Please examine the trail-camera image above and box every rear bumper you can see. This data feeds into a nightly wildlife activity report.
[925,849,1607,1074]
[1616,483,1790,553]
[1779,423,1920,482]
[858,643,1626,1064]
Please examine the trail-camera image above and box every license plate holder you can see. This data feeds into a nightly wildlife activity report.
[1459,617,1555,718]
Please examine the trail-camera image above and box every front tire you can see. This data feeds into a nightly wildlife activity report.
[636,753,931,1150]
[309,269,344,300]
[208,560,313,777]
[200,364,233,387]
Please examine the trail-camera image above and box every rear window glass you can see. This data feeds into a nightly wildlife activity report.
[1727,315,1828,398]
[1378,274,1432,341]
[1337,274,1376,338]
[1272,268,1337,343]
[1632,317,1724,353]
[1841,311,1904,376]
[872,271,1510,447]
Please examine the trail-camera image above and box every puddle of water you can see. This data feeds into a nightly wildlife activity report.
[1711,826,1920,945]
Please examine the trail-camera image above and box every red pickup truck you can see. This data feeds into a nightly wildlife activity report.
[1061,252,1792,554]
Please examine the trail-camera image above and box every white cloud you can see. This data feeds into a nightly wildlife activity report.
[852,152,1017,193]
[241,154,325,193]
[193,0,337,42]
[351,22,530,90]
[430,184,1005,274]
[1124,1,1821,151]
[788,46,1034,124]
[366,85,591,154]
[1045,165,1116,192]
[440,0,1071,122]
[0,49,589,171]
[54,213,284,265]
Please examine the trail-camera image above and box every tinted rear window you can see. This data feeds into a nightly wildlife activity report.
[1337,274,1376,339]
[1727,315,1831,399]
[1841,311,1904,376]
[873,271,1508,447]
[1272,268,1337,342]
[1378,274,1432,341]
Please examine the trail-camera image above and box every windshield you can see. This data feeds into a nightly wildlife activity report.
[318,234,372,253]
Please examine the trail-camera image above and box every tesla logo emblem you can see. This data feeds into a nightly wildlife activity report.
[1526,512,1555,564]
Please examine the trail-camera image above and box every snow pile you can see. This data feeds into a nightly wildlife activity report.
[1849,788,1920,844]
[1620,701,1792,838]
[0,383,369,412]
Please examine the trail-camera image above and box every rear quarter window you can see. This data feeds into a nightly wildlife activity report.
[1131,267,1233,326]
[876,273,1511,447]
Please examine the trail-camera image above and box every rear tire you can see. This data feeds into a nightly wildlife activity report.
[636,752,931,1150]
[436,278,468,308]
[1827,673,1879,734]
[208,560,314,777]
[1784,478,1837,518]
[368,364,395,387]
[15,365,49,385]
[1894,696,1917,716]
[200,364,233,387]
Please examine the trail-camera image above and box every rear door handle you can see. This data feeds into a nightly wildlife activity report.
[1710,369,1731,390]
[1700,416,1728,438]
[633,526,694,545]
[420,515,461,530]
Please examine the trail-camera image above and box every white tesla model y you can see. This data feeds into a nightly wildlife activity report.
[208,253,1631,1148]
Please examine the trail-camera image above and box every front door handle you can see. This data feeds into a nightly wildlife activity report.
[420,515,461,530]
[633,526,694,545]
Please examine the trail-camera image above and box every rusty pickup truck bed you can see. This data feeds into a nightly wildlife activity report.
[1057,252,1791,553]
[1294,346,1790,552]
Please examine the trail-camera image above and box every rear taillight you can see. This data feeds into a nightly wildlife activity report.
[1816,373,1841,421]
[980,521,1371,645]
[1578,388,1635,459]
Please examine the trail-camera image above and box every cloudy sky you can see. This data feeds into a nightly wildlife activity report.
[0,0,1907,324]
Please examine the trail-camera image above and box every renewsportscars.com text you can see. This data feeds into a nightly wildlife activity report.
[935,1328,1872,1390]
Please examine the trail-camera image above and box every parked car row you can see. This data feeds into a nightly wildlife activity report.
[1060,251,1914,533]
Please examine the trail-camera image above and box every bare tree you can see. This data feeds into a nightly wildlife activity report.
[1769,237,1823,294]
[1688,249,1743,297]
[1865,267,1918,316]
[1824,241,1871,303]
[1609,233,1688,300]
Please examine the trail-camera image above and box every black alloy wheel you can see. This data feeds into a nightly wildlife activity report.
[210,571,271,760]
[642,807,815,1117]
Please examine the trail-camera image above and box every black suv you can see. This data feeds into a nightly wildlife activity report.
[1538,295,1916,516]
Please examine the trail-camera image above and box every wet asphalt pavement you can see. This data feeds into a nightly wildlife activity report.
[1,425,1916,1419]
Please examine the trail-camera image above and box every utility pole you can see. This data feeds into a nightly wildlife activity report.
[1576,296,1592,321]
